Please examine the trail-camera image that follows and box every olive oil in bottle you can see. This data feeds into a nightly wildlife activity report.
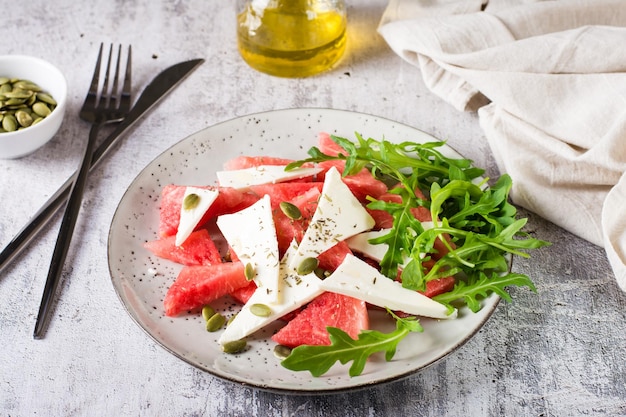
[236,0,347,78]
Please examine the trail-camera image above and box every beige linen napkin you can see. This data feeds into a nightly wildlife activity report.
[378,0,626,289]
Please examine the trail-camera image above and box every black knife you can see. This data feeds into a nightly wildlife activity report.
[0,58,204,275]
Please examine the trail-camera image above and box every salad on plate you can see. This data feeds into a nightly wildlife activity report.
[142,131,549,378]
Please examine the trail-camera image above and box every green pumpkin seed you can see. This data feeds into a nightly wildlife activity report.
[244,262,256,281]
[14,80,41,92]
[314,267,330,279]
[15,110,33,127]
[4,90,32,99]
[273,345,292,359]
[206,313,226,332]
[32,102,51,117]
[279,201,302,220]
[221,339,247,354]
[201,305,216,322]
[36,92,57,106]
[296,257,319,276]
[2,114,17,132]
[183,193,200,210]
[250,303,272,317]
[5,98,26,106]
[0,77,9,85]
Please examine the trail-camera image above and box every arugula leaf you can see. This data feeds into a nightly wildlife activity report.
[280,312,423,377]
[433,272,537,313]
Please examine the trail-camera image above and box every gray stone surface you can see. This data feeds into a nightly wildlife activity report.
[1,1,625,416]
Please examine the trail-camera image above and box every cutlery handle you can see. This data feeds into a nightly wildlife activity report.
[33,125,101,338]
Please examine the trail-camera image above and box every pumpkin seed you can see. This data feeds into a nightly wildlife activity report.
[201,305,216,322]
[205,313,226,332]
[14,80,41,92]
[15,110,33,127]
[36,92,57,106]
[273,345,292,359]
[279,201,302,220]
[221,339,247,354]
[32,102,51,117]
[314,267,330,279]
[183,193,200,210]
[4,90,32,99]
[0,77,9,85]
[244,262,256,281]
[2,114,17,132]
[296,257,319,276]
[250,303,272,317]
[6,98,26,106]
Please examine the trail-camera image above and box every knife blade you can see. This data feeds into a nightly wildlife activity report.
[0,58,204,275]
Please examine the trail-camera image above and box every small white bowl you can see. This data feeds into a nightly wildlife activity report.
[0,55,67,159]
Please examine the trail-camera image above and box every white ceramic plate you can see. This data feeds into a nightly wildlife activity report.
[108,108,499,393]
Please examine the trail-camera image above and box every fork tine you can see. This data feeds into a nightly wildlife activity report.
[110,45,122,111]
[119,45,132,114]
[98,44,114,110]
[80,43,103,119]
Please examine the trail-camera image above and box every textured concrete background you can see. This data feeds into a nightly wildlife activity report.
[1,1,625,416]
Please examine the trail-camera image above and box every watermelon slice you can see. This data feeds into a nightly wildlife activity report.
[230,281,257,304]
[422,277,455,298]
[143,229,222,266]
[271,292,369,348]
[317,132,347,157]
[317,241,353,272]
[164,262,249,316]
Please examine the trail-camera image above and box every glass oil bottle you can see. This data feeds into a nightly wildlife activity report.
[236,0,347,77]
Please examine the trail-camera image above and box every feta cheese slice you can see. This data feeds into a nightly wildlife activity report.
[175,186,219,246]
[289,166,375,269]
[216,195,281,302]
[320,254,457,320]
[216,165,323,189]
[218,240,324,345]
